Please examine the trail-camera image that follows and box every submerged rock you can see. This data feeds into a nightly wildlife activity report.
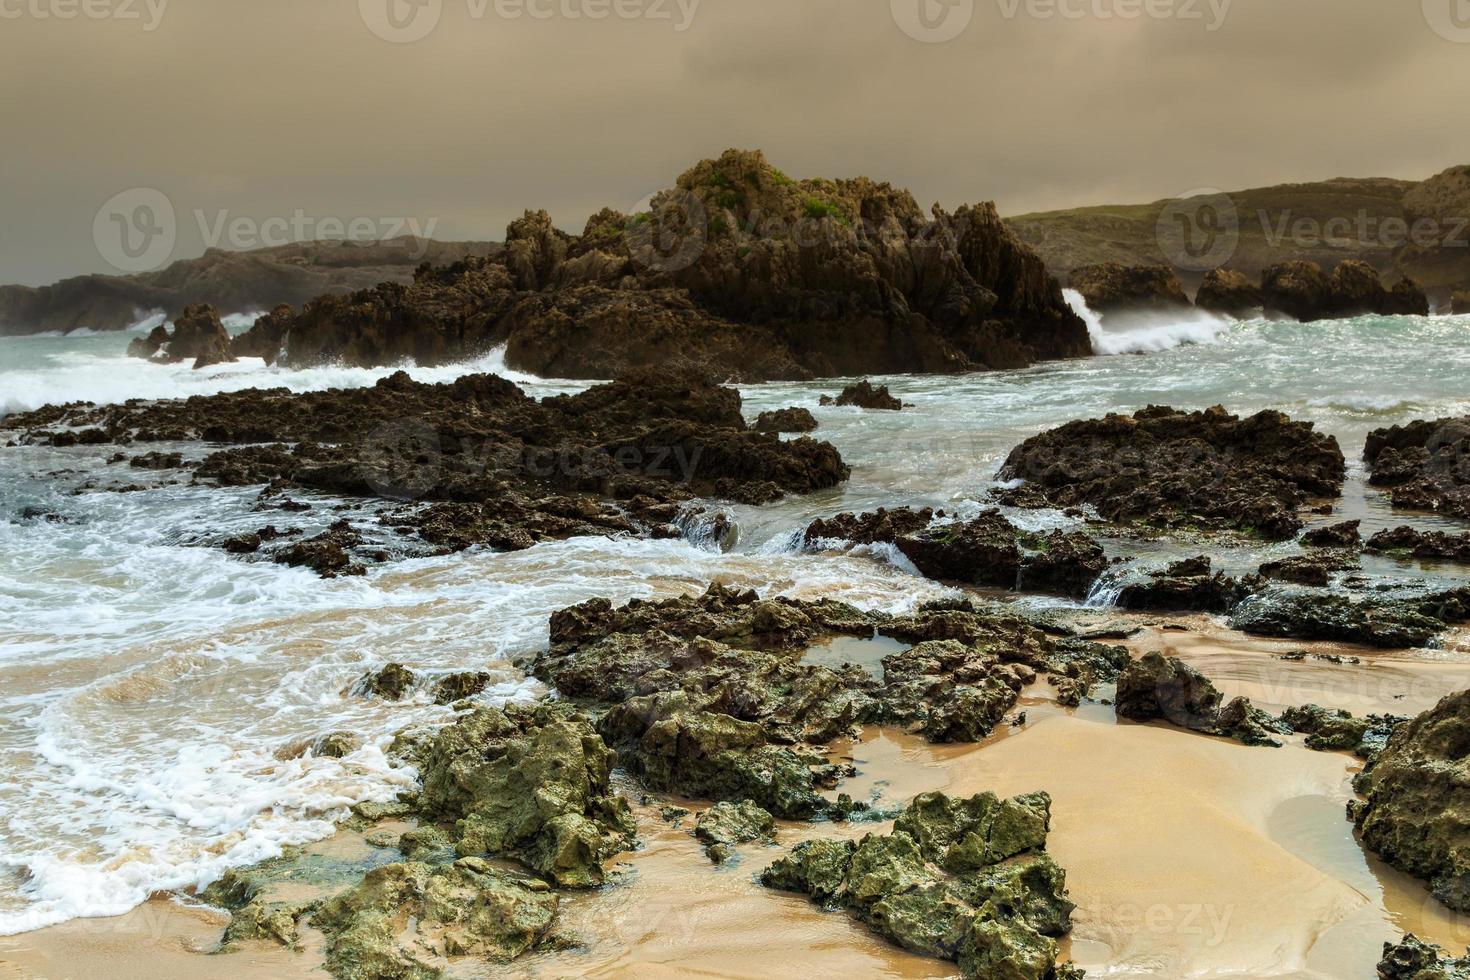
[396,703,636,888]
[996,406,1344,539]
[1069,262,1190,314]
[1116,652,1283,746]
[360,663,416,701]
[1378,934,1470,979]
[761,790,1081,980]
[821,380,903,411]
[1365,416,1470,519]
[1353,690,1470,912]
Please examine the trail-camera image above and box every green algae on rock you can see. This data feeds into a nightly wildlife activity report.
[394,702,636,888]
[1280,704,1406,758]
[761,790,1082,980]
[1352,690,1470,912]
[694,800,777,864]
[1378,934,1470,979]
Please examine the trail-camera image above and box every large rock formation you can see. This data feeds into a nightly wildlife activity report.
[1352,690,1470,912]
[1365,417,1470,519]
[1193,268,1263,317]
[760,790,1082,980]
[995,406,1346,538]
[1115,652,1282,746]
[1068,263,1190,314]
[247,150,1088,380]
[126,302,237,369]
[0,238,497,337]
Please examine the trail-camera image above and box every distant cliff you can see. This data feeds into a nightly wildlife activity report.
[1006,166,1470,307]
[0,238,499,336]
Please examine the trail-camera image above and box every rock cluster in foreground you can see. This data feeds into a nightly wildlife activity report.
[1366,416,1470,519]
[219,149,1089,380]
[762,790,1082,979]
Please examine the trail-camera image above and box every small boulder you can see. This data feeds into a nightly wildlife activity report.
[821,380,903,411]
[753,407,819,433]
[694,800,776,864]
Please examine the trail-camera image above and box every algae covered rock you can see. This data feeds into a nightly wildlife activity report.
[401,702,635,887]
[1378,934,1470,979]
[1280,704,1406,758]
[312,860,558,979]
[1353,691,1470,912]
[761,790,1080,980]
[694,800,776,863]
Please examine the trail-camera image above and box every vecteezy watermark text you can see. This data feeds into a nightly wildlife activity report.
[358,0,701,43]
[891,0,1231,43]
[0,0,168,30]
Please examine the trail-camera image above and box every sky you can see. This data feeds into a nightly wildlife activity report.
[2,0,1468,285]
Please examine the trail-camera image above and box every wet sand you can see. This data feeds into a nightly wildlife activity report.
[7,622,1470,979]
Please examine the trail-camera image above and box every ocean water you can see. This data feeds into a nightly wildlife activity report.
[2,301,1470,936]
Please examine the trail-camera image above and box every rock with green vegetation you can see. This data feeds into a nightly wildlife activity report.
[1378,934,1470,979]
[397,702,635,888]
[360,663,416,701]
[431,671,494,705]
[761,790,1081,980]
[1117,652,1284,746]
[1230,591,1457,649]
[694,800,776,863]
[1352,691,1470,912]
[311,731,364,758]
[312,860,558,980]
[1281,704,1406,757]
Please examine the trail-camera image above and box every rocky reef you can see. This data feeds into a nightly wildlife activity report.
[209,150,1089,380]
[1365,417,1470,519]
[761,790,1082,979]
[996,406,1345,538]
[1367,527,1470,564]
[1352,690,1470,912]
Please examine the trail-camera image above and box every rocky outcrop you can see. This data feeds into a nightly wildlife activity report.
[1353,690,1470,912]
[1115,557,1255,613]
[1368,527,1470,564]
[1280,704,1405,758]
[1303,520,1362,548]
[694,800,776,864]
[229,304,294,363]
[0,238,496,337]
[1069,263,1190,314]
[753,407,818,433]
[996,406,1345,539]
[251,150,1089,380]
[1378,934,1470,979]
[3,370,850,565]
[802,507,1106,598]
[820,381,903,411]
[1116,652,1283,746]
[760,790,1082,980]
[1257,260,1429,322]
[126,303,237,369]
[1260,261,1333,322]
[1193,268,1263,317]
[1257,550,1360,587]
[1365,417,1470,519]
[1230,590,1470,649]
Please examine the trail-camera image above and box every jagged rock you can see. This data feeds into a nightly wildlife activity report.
[1365,417,1470,519]
[310,732,363,758]
[1369,526,1470,563]
[694,800,776,864]
[230,304,294,364]
[431,671,494,705]
[1116,557,1255,613]
[1280,704,1405,758]
[760,790,1080,980]
[264,149,1089,380]
[126,324,170,359]
[312,860,558,978]
[997,406,1344,539]
[1354,691,1470,913]
[360,663,416,701]
[1230,592,1454,649]
[1116,652,1282,746]
[162,303,237,369]
[271,519,368,578]
[753,407,818,433]
[1378,934,1470,979]
[1069,263,1190,314]
[1303,520,1362,548]
[1261,260,1429,321]
[803,507,1105,598]
[1194,268,1263,317]
[821,381,903,411]
[395,703,635,888]
[1258,551,1360,587]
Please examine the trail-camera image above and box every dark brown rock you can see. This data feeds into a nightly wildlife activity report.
[1069,263,1190,314]
[822,381,903,411]
[1368,526,1470,564]
[1116,651,1282,745]
[230,305,294,364]
[753,407,818,433]
[1261,261,1333,321]
[1365,417,1470,519]
[1194,268,1263,318]
[1302,520,1362,548]
[163,303,237,369]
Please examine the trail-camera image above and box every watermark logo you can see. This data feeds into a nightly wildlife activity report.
[891,0,975,42]
[359,0,442,42]
[360,418,444,500]
[625,188,708,274]
[0,0,169,30]
[93,187,176,273]
[1424,0,1470,43]
[1156,188,1239,272]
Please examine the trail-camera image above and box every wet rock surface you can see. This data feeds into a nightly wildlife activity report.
[1193,268,1263,317]
[803,507,1106,598]
[1230,589,1470,649]
[1368,527,1470,563]
[1365,417,1470,518]
[1260,260,1428,322]
[126,303,237,369]
[1303,520,1363,548]
[1115,556,1255,613]
[1280,704,1406,758]
[820,380,904,411]
[1353,691,1470,912]
[753,406,818,433]
[760,790,1082,979]
[694,800,776,864]
[243,149,1087,381]
[1069,262,1190,314]
[1379,934,1470,979]
[1116,651,1284,746]
[996,406,1344,538]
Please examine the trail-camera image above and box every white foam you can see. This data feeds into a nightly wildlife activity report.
[1065,288,1236,355]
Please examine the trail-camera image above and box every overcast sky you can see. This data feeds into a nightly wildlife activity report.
[2,0,1467,285]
